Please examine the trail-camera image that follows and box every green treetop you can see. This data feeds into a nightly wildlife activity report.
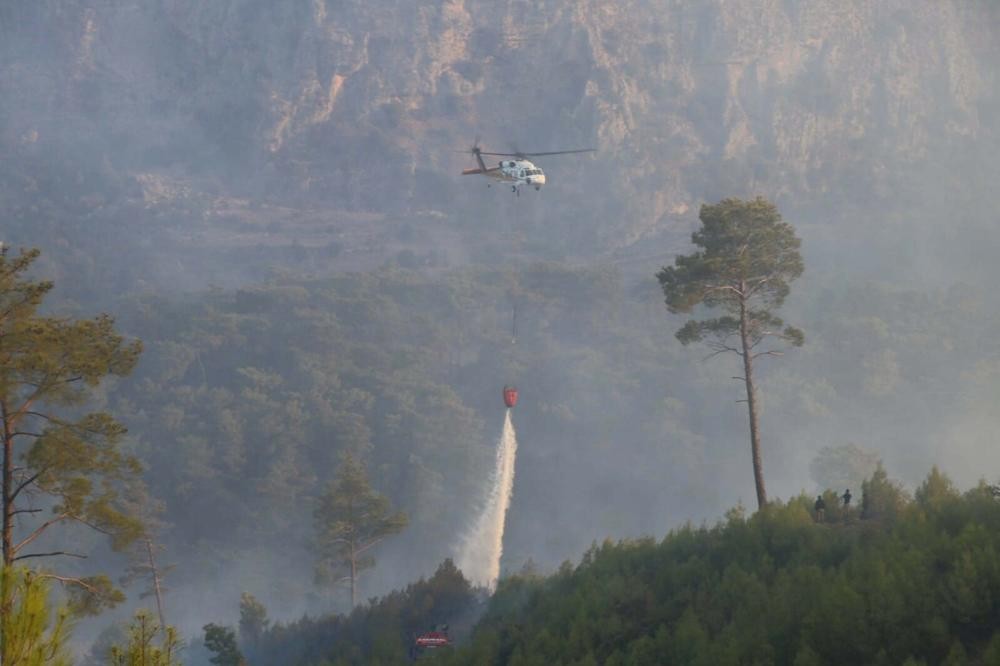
[238,592,269,648]
[202,624,244,666]
[657,197,804,509]
[313,453,407,608]
[108,610,182,666]
[1,567,71,666]
[0,248,145,626]
[119,483,174,634]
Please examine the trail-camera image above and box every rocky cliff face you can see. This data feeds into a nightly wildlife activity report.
[1,1,998,273]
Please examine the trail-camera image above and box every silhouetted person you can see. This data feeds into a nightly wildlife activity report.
[842,488,852,507]
[814,495,826,522]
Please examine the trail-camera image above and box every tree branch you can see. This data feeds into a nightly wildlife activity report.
[744,274,774,297]
[34,573,101,597]
[9,375,83,428]
[702,347,740,362]
[67,513,113,537]
[8,395,40,429]
[704,284,745,297]
[15,550,87,561]
[20,411,65,424]
[322,536,354,546]
[12,513,71,555]
[356,534,391,555]
[705,338,741,353]
[10,467,48,504]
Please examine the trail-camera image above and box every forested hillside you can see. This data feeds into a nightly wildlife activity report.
[436,470,1000,666]
[79,261,1000,629]
[246,559,482,666]
[186,469,1000,665]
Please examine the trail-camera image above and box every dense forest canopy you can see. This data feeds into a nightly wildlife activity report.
[434,470,1000,666]
[184,470,1000,665]
[4,250,1000,649]
[77,261,1000,634]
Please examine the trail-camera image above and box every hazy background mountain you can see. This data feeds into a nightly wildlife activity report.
[2,0,1000,645]
[4,1,998,281]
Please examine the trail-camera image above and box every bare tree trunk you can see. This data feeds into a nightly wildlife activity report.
[349,540,357,608]
[140,613,148,665]
[146,538,167,630]
[2,400,11,567]
[1,401,10,662]
[739,290,767,509]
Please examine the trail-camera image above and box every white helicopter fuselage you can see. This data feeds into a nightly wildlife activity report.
[494,159,546,190]
[462,157,546,191]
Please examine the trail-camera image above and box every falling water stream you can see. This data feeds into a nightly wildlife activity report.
[457,409,518,591]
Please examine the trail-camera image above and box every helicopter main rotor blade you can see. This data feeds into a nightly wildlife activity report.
[476,148,597,157]
[518,148,597,157]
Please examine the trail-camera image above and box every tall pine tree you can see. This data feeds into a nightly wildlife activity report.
[313,453,407,607]
[657,198,804,509]
[0,248,144,640]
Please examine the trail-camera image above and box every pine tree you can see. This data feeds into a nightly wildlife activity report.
[202,624,244,666]
[108,610,182,666]
[0,248,145,640]
[0,567,71,666]
[657,198,804,509]
[238,592,269,648]
[313,453,407,607]
[120,486,174,632]
[861,465,908,521]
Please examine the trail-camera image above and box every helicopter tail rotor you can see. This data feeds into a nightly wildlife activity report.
[471,135,487,171]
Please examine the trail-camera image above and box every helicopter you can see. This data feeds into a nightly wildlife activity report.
[460,141,595,194]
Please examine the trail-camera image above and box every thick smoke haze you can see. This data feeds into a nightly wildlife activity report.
[2,0,1000,656]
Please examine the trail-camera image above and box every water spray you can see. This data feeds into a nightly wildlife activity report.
[457,391,520,591]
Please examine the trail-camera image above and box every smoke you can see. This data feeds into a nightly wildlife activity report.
[3,0,1000,646]
[457,409,519,590]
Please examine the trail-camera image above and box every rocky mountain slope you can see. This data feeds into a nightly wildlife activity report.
[2,1,998,283]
